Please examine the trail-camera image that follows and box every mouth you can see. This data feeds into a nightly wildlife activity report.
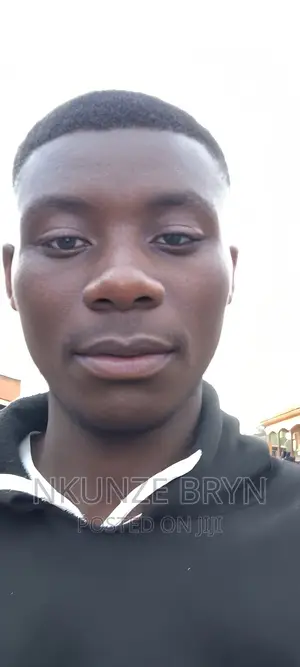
[73,336,176,381]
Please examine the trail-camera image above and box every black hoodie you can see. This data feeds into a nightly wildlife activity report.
[0,382,299,667]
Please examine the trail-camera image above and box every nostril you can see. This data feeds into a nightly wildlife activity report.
[92,296,154,311]
[135,296,153,304]
[134,296,155,309]
[93,298,115,311]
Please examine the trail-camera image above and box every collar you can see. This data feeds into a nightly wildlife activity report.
[0,382,271,518]
[16,432,202,526]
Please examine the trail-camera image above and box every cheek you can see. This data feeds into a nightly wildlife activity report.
[13,259,73,360]
[14,255,77,313]
[174,252,230,315]
[172,253,230,352]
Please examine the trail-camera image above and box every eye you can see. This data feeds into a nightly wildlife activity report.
[155,233,200,247]
[42,236,88,252]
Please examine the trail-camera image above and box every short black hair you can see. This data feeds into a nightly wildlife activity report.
[13,90,230,185]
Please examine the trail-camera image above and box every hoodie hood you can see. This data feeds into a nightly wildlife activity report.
[0,382,271,516]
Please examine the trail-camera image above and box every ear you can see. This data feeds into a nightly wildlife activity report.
[227,245,238,305]
[2,244,17,311]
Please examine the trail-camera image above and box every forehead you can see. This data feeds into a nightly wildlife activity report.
[16,129,227,212]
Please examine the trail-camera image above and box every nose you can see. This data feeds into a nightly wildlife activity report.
[83,266,165,311]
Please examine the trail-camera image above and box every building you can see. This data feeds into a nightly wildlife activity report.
[261,407,300,459]
[0,374,21,410]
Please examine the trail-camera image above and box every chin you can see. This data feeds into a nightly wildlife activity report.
[55,379,188,437]
[89,409,170,435]
[71,397,176,437]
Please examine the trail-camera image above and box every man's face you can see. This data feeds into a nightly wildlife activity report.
[3,129,236,432]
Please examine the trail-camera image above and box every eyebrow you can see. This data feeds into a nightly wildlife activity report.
[146,190,217,219]
[20,190,216,223]
[20,195,94,224]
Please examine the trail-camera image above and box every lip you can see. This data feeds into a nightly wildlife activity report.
[74,336,175,358]
[73,336,176,380]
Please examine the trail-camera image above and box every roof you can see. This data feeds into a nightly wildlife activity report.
[261,407,300,428]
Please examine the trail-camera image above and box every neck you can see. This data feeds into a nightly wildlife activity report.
[32,387,202,522]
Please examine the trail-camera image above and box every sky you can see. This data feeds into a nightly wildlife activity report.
[0,1,299,432]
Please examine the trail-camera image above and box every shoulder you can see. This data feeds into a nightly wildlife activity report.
[268,456,300,494]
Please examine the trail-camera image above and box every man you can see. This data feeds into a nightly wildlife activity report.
[0,90,299,666]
